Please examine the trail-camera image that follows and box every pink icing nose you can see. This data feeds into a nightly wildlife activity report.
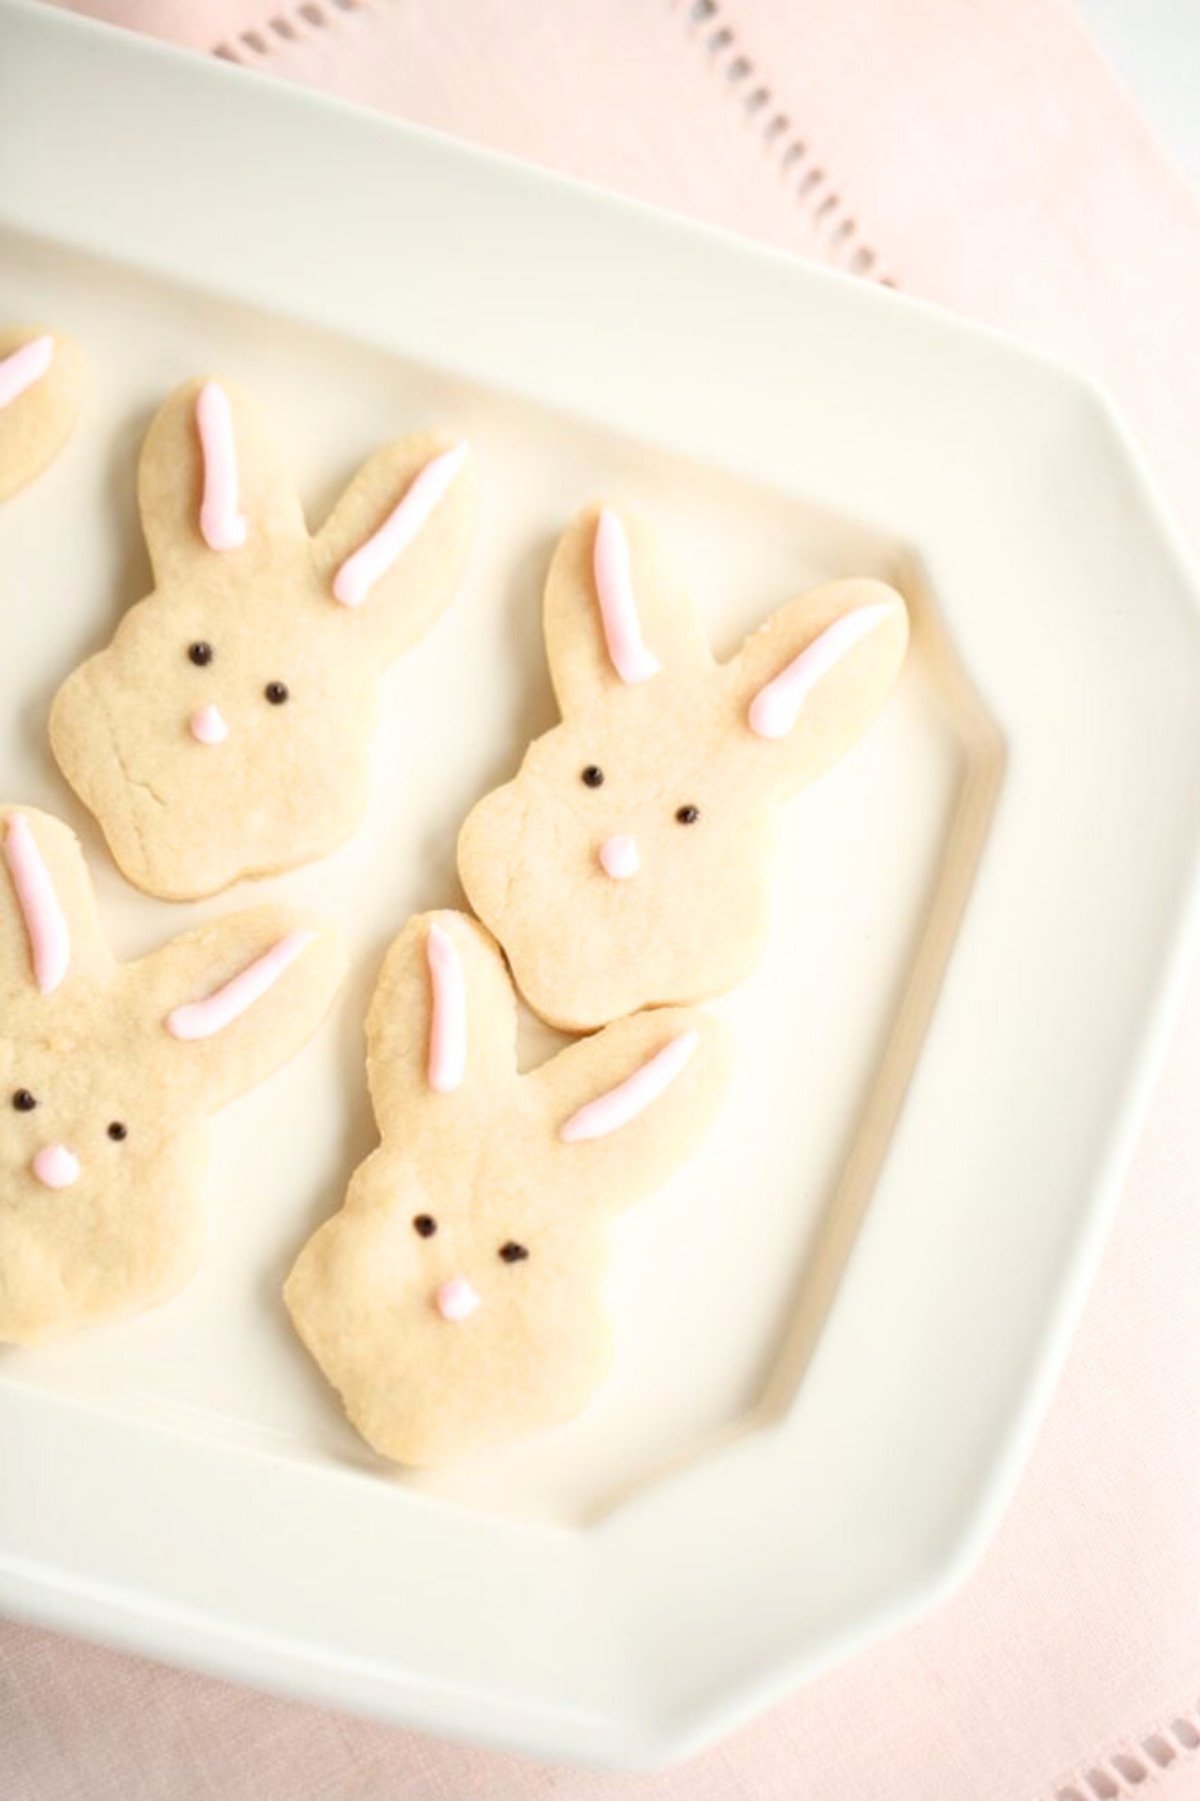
[32,1144,80,1190]
[435,1276,481,1322]
[190,702,229,746]
[599,834,640,880]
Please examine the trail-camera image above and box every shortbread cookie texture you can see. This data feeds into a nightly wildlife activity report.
[50,377,476,899]
[0,327,85,501]
[0,807,345,1343]
[285,910,729,1467]
[458,505,909,1030]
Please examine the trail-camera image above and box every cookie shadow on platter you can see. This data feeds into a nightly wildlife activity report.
[11,416,144,775]
[77,401,154,660]
[353,523,559,946]
[259,931,380,1285]
[99,401,156,637]
[466,529,563,799]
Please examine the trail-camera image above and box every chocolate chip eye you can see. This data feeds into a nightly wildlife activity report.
[11,1089,37,1113]
[499,1241,529,1263]
[675,805,700,825]
[412,1214,437,1238]
[188,641,214,667]
[107,1122,127,1142]
[581,765,605,788]
[264,681,289,705]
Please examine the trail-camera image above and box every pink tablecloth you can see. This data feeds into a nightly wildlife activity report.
[8,2,1200,1796]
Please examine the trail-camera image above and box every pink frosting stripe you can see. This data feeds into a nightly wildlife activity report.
[0,335,54,410]
[3,814,70,996]
[333,441,469,607]
[196,381,248,552]
[426,922,467,1093]
[559,1029,698,1143]
[748,601,897,740]
[166,929,314,1041]
[592,508,660,684]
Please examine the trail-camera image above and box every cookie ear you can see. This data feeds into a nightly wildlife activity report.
[535,1006,729,1212]
[366,911,518,1137]
[311,434,476,667]
[126,907,345,1115]
[725,578,909,797]
[543,506,713,717]
[0,328,87,504]
[0,808,112,1005]
[137,377,307,588]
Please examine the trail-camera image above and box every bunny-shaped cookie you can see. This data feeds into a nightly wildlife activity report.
[0,327,85,502]
[285,910,728,1466]
[50,377,476,899]
[0,807,345,1343]
[458,505,909,1030]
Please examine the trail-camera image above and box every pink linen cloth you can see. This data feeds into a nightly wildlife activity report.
[7,2,1200,1796]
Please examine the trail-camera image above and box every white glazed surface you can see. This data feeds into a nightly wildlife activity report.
[2,0,1200,1768]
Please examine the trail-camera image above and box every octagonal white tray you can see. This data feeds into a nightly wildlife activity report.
[3,0,1200,1769]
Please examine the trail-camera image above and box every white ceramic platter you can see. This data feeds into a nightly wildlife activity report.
[2,0,1200,1768]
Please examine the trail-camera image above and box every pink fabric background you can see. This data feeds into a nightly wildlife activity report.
[7,1,1200,1795]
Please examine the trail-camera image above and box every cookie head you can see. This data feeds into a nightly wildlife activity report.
[463,674,776,1030]
[50,379,476,899]
[0,999,210,1342]
[285,911,729,1466]
[54,535,375,901]
[0,808,345,1342]
[459,506,909,1029]
[290,1131,616,1468]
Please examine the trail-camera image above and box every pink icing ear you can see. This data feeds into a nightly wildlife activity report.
[333,442,469,608]
[559,1030,698,1142]
[748,602,898,740]
[195,381,248,552]
[426,922,466,1094]
[3,814,70,996]
[0,335,54,411]
[165,930,314,1041]
[592,509,660,685]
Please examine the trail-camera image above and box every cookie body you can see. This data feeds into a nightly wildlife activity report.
[286,910,729,1466]
[0,807,345,1341]
[0,327,85,501]
[50,378,476,898]
[459,506,909,1029]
